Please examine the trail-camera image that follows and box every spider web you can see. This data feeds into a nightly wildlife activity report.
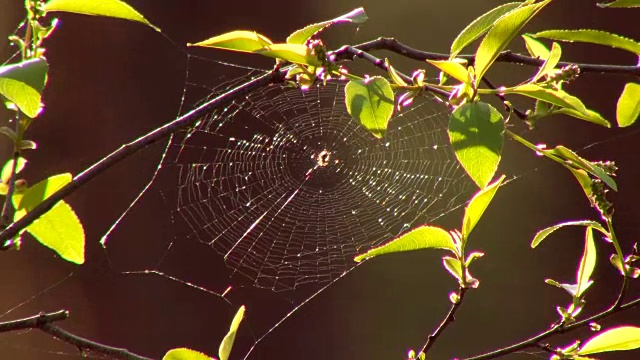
[158,66,472,292]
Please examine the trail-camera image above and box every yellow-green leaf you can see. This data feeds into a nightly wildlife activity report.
[522,34,550,59]
[163,348,212,360]
[462,175,505,241]
[44,0,159,31]
[1,157,27,184]
[450,2,522,57]
[345,77,394,138]
[189,30,273,53]
[616,82,640,127]
[578,326,640,355]
[13,173,85,264]
[256,43,322,66]
[354,226,455,262]
[532,42,562,82]
[219,305,245,360]
[504,84,610,127]
[531,220,608,248]
[443,256,463,281]
[448,102,505,189]
[286,7,367,45]
[575,226,596,297]
[0,58,48,118]
[474,0,552,82]
[532,29,640,55]
[386,59,408,87]
[598,0,640,7]
[427,60,470,84]
[544,145,617,191]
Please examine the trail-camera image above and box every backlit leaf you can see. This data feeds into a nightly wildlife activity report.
[576,226,596,297]
[287,7,367,45]
[163,348,211,360]
[598,0,640,7]
[354,226,455,262]
[14,173,85,264]
[462,175,505,241]
[1,157,27,184]
[532,42,562,82]
[256,43,323,66]
[533,29,640,55]
[450,2,522,57]
[190,30,273,52]
[443,256,463,282]
[427,60,470,84]
[531,220,608,248]
[44,0,159,31]
[219,305,246,360]
[504,84,610,127]
[578,326,640,355]
[522,34,550,59]
[345,77,394,138]
[0,58,48,118]
[474,0,551,81]
[616,82,640,127]
[449,102,504,188]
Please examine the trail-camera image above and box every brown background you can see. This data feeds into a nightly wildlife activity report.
[1,1,639,359]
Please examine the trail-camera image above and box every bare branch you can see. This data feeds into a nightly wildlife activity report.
[0,310,68,332]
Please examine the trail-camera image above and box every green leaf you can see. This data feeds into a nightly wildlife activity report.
[189,30,273,52]
[553,107,610,128]
[566,167,594,202]
[448,102,505,189]
[465,251,485,267]
[462,175,505,241]
[532,29,640,56]
[504,84,610,127]
[450,2,522,57]
[522,34,550,59]
[1,157,27,184]
[354,226,456,262]
[578,326,640,355]
[256,43,323,66]
[616,82,640,127]
[163,348,212,360]
[598,0,640,7]
[345,77,394,138]
[286,7,367,45]
[544,146,617,191]
[474,0,551,81]
[531,220,608,248]
[427,60,470,84]
[219,305,246,360]
[44,0,159,31]
[575,226,596,297]
[386,59,408,87]
[532,42,562,82]
[443,256,463,282]
[14,173,85,264]
[0,58,48,118]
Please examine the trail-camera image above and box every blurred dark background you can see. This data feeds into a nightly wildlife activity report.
[0,1,639,359]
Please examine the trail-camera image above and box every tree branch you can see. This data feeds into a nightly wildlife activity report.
[0,68,285,245]
[463,280,640,360]
[0,310,154,360]
[349,37,640,77]
[420,287,467,355]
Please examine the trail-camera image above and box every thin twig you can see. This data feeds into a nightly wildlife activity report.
[481,77,528,120]
[39,322,154,360]
[328,45,452,99]
[463,281,639,360]
[420,287,467,355]
[348,37,640,77]
[0,310,68,332]
[0,68,285,245]
[0,310,154,360]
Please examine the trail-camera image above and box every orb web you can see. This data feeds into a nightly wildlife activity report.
[164,76,472,291]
